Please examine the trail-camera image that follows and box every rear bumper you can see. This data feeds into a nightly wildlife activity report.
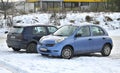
[6,40,27,49]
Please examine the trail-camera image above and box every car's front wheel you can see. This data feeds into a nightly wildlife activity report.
[101,44,111,56]
[41,54,48,56]
[12,48,21,51]
[61,46,73,59]
[26,43,37,53]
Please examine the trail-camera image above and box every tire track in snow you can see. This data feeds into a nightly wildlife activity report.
[0,60,29,73]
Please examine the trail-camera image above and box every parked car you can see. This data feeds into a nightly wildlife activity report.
[37,25,113,59]
[6,24,58,53]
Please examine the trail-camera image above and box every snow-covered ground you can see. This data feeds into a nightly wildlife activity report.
[0,66,12,73]
[0,12,120,73]
[0,12,120,36]
[0,36,120,73]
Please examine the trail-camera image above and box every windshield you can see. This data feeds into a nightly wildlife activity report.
[10,27,23,34]
[53,26,77,36]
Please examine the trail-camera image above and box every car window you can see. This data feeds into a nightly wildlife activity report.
[33,27,47,35]
[91,26,105,36]
[54,26,77,36]
[76,26,90,37]
[48,26,57,34]
[10,27,23,34]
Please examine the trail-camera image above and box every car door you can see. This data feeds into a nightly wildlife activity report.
[90,26,106,52]
[32,26,47,41]
[74,26,92,54]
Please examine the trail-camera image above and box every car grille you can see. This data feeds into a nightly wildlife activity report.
[46,44,55,47]
[40,43,54,47]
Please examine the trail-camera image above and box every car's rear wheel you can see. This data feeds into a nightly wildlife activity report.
[12,48,21,51]
[26,43,37,53]
[61,46,73,59]
[101,44,111,56]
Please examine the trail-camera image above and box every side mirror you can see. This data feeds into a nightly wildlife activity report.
[5,31,8,34]
[75,33,82,37]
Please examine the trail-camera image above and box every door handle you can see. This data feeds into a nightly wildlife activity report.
[88,38,92,40]
[102,37,106,39]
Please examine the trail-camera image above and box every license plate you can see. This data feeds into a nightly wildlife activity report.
[11,36,15,39]
[40,48,47,51]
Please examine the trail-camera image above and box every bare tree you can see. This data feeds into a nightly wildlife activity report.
[0,0,13,19]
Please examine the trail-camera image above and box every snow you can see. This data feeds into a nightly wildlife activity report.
[0,12,120,36]
[0,66,12,73]
[13,13,51,25]
[0,12,120,73]
[108,29,120,36]
[0,37,120,73]
[0,54,120,73]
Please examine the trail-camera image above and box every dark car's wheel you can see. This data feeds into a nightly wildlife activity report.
[26,43,37,53]
[101,44,111,56]
[12,48,21,51]
[41,54,48,56]
[61,46,73,59]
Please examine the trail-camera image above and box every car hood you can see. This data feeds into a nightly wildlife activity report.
[40,35,67,44]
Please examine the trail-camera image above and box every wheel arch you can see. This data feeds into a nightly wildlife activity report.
[61,45,74,59]
[26,41,38,53]
[62,45,74,53]
[27,41,37,48]
[103,42,113,50]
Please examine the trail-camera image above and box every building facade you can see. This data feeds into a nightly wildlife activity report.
[26,0,107,12]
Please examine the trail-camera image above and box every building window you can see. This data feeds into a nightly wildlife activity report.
[72,2,79,7]
[34,1,40,8]
[64,2,72,8]
[81,2,89,6]
[42,1,61,11]
[63,2,79,10]
[63,2,79,8]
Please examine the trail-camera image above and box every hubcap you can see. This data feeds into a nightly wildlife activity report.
[104,46,111,55]
[27,43,36,53]
[62,48,72,59]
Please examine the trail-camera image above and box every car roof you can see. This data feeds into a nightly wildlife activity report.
[63,24,100,27]
[13,24,56,28]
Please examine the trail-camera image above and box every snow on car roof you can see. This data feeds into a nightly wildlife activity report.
[61,23,95,27]
[13,23,55,27]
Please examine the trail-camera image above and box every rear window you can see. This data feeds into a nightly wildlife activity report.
[10,27,24,34]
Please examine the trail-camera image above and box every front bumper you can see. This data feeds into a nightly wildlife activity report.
[37,43,63,56]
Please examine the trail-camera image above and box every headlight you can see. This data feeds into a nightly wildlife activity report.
[55,38,65,43]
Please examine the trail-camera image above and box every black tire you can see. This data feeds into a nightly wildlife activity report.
[41,54,48,56]
[26,43,37,53]
[12,48,21,51]
[101,44,111,56]
[61,46,73,59]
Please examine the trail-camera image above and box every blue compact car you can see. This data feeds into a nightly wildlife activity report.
[37,25,113,59]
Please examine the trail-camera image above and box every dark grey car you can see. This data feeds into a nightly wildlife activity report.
[6,25,57,53]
